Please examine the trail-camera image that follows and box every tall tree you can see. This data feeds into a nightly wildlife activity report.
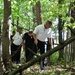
[0,21,3,74]
[0,21,1,45]
[35,1,42,25]
[70,1,75,61]
[58,0,64,60]
[2,0,12,71]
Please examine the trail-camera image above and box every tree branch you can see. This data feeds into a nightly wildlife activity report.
[67,26,75,35]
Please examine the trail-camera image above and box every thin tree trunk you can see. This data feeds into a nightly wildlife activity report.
[2,0,12,71]
[0,45,4,75]
[0,21,1,45]
[70,1,75,61]
[58,0,64,60]
[35,1,42,25]
[17,17,19,28]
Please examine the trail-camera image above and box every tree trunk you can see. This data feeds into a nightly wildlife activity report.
[0,20,4,75]
[70,1,75,61]
[0,21,1,45]
[35,1,42,25]
[0,44,4,74]
[58,0,64,60]
[2,0,12,71]
[17,17,19,28]
[32,6,36,29]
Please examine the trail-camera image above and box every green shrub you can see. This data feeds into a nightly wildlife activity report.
[50,51,59,63]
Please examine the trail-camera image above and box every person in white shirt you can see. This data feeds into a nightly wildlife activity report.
[33,20,52,70]
[11,27,22,63]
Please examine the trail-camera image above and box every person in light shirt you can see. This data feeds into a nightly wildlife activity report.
[11,27,22,63]
[33,20,52,70]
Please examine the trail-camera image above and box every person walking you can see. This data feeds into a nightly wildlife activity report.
[33,20,52,70]
[22,30,37,62]
[11,27,22,64]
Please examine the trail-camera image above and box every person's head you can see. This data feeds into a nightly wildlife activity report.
[44,20,52,29]
[28,30,33,36]
[17,27,22,34]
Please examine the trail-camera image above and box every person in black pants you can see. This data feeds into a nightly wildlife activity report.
[33,20,52,70]
[11,27,22,63]
[22,31,37,62]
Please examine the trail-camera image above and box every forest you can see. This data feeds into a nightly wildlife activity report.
[0,0,75,75]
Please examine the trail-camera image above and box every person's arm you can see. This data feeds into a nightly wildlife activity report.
[33,26,39,45]
[33,33,38,45]
[22,34,25,50]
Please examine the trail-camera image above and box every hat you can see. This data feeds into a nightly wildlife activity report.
[28,30,33,33]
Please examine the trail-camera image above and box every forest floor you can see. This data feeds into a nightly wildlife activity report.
[22,63,75,75]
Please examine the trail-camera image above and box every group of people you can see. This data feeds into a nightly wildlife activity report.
[10,20,52,71]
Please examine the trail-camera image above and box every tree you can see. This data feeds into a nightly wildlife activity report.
[58,0,64,60]
[70,1,75,61]
[35,1,42,25]
[2,0,12,71]
[0,21,1,45]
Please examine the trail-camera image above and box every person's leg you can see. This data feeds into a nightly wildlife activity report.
[38,40,47,70]
[16,45,21,63]
[40,43,46,70]
[11,43,15,62]
[25,48,31,62]
[47,41,51,65]
[29,47,33,60]
[11,43,17,63]
[32,43,37,57]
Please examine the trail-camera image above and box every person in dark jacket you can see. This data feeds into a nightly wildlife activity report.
[22,30,37,62]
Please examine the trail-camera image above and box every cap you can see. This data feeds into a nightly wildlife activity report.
[28,30,33,33]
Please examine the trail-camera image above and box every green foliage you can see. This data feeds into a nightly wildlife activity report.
[0,0,3,20]
[41,0,58,22]
[0,0,74,32]
[71,0,75,2]
[50,51,59,63]
[0,0,75,32]
[11,0,36,30]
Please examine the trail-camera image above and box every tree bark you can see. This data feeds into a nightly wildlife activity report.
[16,17,19,28]
[35,1,42,25]
[2,0,12,71]
[70,1,75,61]
[58,0,64,60]
[0,45,4,75]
